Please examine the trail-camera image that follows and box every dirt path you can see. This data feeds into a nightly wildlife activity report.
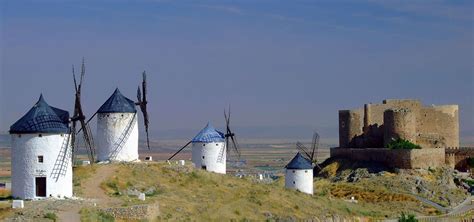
[81,164,121,206]
[58,164,121,221]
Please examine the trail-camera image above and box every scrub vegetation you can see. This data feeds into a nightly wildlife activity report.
[75,163,443,221]
[387,138,421,149]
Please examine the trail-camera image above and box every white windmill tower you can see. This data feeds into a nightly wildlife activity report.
[285,153,313,195]
[96,88,139,162]
[9,95,73,199]
[190,123,226,174]
[167,108,242,174]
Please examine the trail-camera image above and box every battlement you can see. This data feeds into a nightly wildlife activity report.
[338,99,459,148]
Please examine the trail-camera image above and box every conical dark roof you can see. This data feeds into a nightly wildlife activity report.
[191,123,225,143]
[10,95,70,134]
[285,153,313,169]
[97,88,137,113]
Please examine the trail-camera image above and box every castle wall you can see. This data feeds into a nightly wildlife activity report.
[446,148,474,171]
[383,109,417,146]
[338,99,458,149]
[338,109,363,148]
[330,148,446,169]
[365,100,422,129]
[417,105,459,148]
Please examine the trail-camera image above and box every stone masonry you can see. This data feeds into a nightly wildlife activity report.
[339,99,459,148]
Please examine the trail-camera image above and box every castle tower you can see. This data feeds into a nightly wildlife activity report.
[9,95,73,199]
[96,88,139,162]
[363,104,371,135]
[339,110,362,148]
[383,109,417,147]
[191,123,226,174]
[285,153,313,195]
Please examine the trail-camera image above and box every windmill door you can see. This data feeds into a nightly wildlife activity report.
[35,177,46,197]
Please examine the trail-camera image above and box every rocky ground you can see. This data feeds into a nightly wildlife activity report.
[317,158,469,210]
[1,160,473,221]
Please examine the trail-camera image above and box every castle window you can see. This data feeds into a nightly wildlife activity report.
[37,156,44,163]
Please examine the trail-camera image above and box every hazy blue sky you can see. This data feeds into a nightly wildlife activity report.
[0,0,472,141]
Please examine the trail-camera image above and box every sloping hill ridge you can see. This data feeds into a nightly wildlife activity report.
[73,162,453,221]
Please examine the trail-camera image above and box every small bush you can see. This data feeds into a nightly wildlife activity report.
[387,138,421,149]
[44,212,57,221]
[467,157,474,168]
[398,212,418,222]
[80,208,114,222]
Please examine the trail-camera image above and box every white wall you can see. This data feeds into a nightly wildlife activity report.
[285,169,313,195]
[191,142,226,174]
[96,112,139,162]
[11,133,73,200]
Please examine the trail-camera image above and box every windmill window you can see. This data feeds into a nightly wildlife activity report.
[293,181,295,184]
[216,144,218,146]
[121,114,124,117]
[202,156,205,159]
[37,156,44,163]
[292,170,295,173]
[305,170,308,173]
[107,114,110,117]
[38,134,42,137]
[18,135,21,138]
[203,144,206,146]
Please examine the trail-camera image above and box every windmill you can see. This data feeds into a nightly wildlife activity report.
[70,59,96,164]
[224,106,241,160]
[49,58,96,182]
[296,131,320,169]
[136,71,150,150]
[167,106,241,162]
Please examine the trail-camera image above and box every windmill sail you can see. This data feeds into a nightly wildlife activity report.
[296,131,321,169]
[50,130,72,181]
[224,106,241,159]
[136,71,150,150]
[71,59,96,163]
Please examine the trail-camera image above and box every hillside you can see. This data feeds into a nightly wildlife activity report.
[1,161,473,221]
[74,163,451,220]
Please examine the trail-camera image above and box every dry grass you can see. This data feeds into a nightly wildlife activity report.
[87,162,433,220]
[0,202,13,220]
[329,184,417,202]
[73,165,97,195]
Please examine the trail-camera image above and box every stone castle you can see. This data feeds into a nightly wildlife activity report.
[331,99,473,170]
[338,99,459,149]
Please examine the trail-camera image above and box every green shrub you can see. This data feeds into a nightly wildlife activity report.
[387,138,421,149]
[467,157,474,168]
[80,208,114,222]
[398,212,418,222]
[44,212,57,221]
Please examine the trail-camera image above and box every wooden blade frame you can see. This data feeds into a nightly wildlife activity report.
[137,71,151,150]
[71,58,96,164]
[168,140,192,160]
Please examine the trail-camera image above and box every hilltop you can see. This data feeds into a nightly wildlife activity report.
[1,161,473,221]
